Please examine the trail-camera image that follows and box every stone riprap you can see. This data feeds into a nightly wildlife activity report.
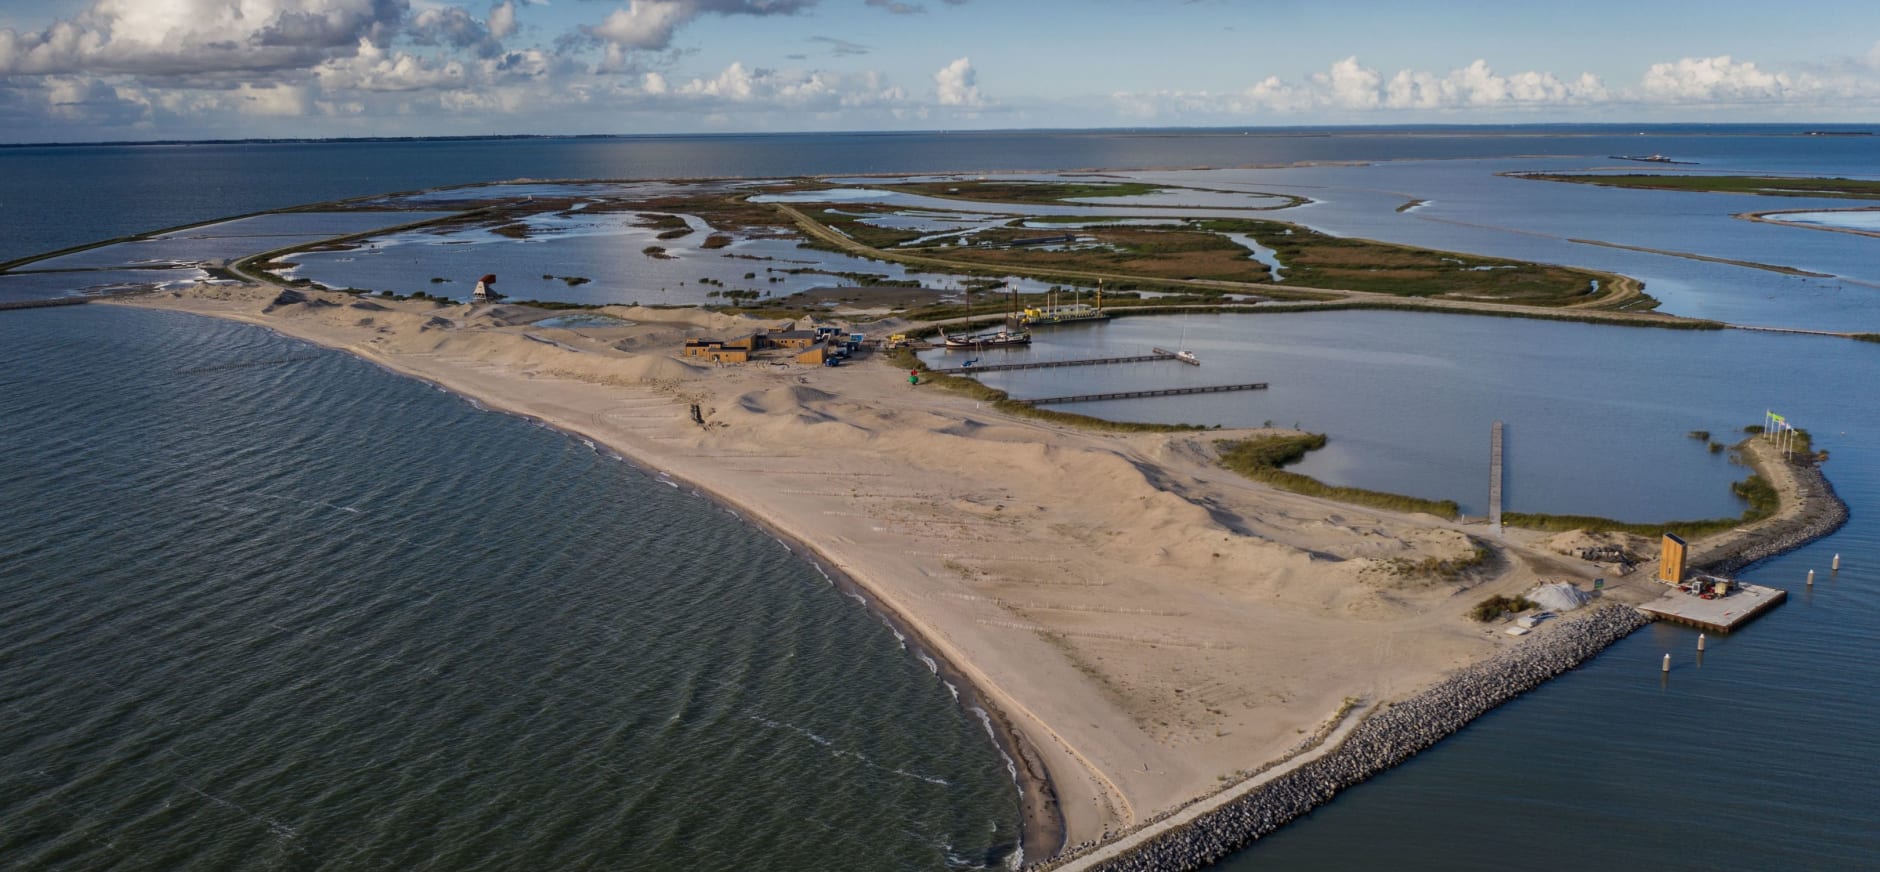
[1702,459,1848,576]
[1087,604,1652,872]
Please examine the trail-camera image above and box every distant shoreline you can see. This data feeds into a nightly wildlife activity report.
[7,122,1874,150]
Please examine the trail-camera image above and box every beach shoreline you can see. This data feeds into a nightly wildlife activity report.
[100,291,1068,862]
[98,284,1845,867]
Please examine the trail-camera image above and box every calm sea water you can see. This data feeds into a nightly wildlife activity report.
[5,128,1879,870]
[0,306,1019,869]
[943,311,1876,521]
[4,125,1873,265]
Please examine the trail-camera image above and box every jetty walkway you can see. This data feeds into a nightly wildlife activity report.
[927,351,1178,375]
[1015,383,1268,406]
[0,298,90,312]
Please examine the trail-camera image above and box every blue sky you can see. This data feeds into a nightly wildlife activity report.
[1,0,1876,141]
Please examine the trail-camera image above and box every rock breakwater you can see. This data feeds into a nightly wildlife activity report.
[1087,604,1652,872]
[1702,459,1848,576]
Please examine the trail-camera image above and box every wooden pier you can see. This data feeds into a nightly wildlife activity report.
[928,350,1178,375]
[1638,582,1787,633]
[1489,421,1504,536]
[1013,382,1268,406]
[0,297,90,311]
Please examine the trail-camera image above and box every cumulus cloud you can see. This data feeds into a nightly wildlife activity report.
[488,0,519,41]
[933,55,980,107]
[1383,60,1607,109]
[315,38,467,91]
[1314,56,1381,110]
[585,0,814,52]
[0,0,415,75]
[1638,55,1800,103]
[1111,54,1819,119]
[0,0,408,76]
[647,60,904,110]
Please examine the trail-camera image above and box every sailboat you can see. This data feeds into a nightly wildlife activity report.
[1174,313,1199,364]
[1155,313,1200,365]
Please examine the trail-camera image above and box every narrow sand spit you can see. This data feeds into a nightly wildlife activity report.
[107,284,1807,862]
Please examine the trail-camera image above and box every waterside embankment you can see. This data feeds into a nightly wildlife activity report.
[1070,605,1653,871]
[1696,449,1849,576]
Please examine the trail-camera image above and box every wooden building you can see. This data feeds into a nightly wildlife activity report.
[681,338,751,363]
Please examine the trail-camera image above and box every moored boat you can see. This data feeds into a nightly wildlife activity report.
[941,328,1032,349]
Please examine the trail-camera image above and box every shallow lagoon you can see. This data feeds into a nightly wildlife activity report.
[934,309,1877,521]
[1134,160,1880,331]
[285,195,1078,305]
[24,212,459,271]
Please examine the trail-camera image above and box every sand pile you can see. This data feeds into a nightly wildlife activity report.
[1527,581,1591,612]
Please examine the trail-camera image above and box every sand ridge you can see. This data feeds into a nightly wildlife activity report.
[115,283,1622,859]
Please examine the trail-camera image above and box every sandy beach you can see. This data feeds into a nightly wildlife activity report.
[105,283,1814,862]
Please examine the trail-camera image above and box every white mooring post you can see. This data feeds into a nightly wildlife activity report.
[1808,569,1816,586]
[1698,633,1707,652]
[1662,654,1672,673]
[1833,553,1841,572]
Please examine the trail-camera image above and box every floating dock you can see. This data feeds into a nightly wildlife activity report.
[1013,382,1268,406]
[1638,582,1787,633]
[927,350,1178,375]
[1150,347,1201,366]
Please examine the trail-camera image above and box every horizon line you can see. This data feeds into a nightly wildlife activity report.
[4,121,1875,149]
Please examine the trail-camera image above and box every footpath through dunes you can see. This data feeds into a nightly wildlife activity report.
[103,284,1843,866]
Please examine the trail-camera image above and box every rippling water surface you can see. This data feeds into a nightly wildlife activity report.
[0,306,1019,870]
[7,128,1880,871]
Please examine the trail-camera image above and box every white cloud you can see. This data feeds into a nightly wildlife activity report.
[585,0,813,52]
[1314,56,1380,110]
[646,60,906,111]
[1382,60,1608,109]
[933,55,980,107]
[315,38,467,91]
[1111,52,1878,120]
[0,0,407,76]
[488,0,518,41]
[1638,55,1799,103]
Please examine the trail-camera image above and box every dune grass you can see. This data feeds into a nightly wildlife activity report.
[1471,594,1537,622]
[1214,433,1463,518]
